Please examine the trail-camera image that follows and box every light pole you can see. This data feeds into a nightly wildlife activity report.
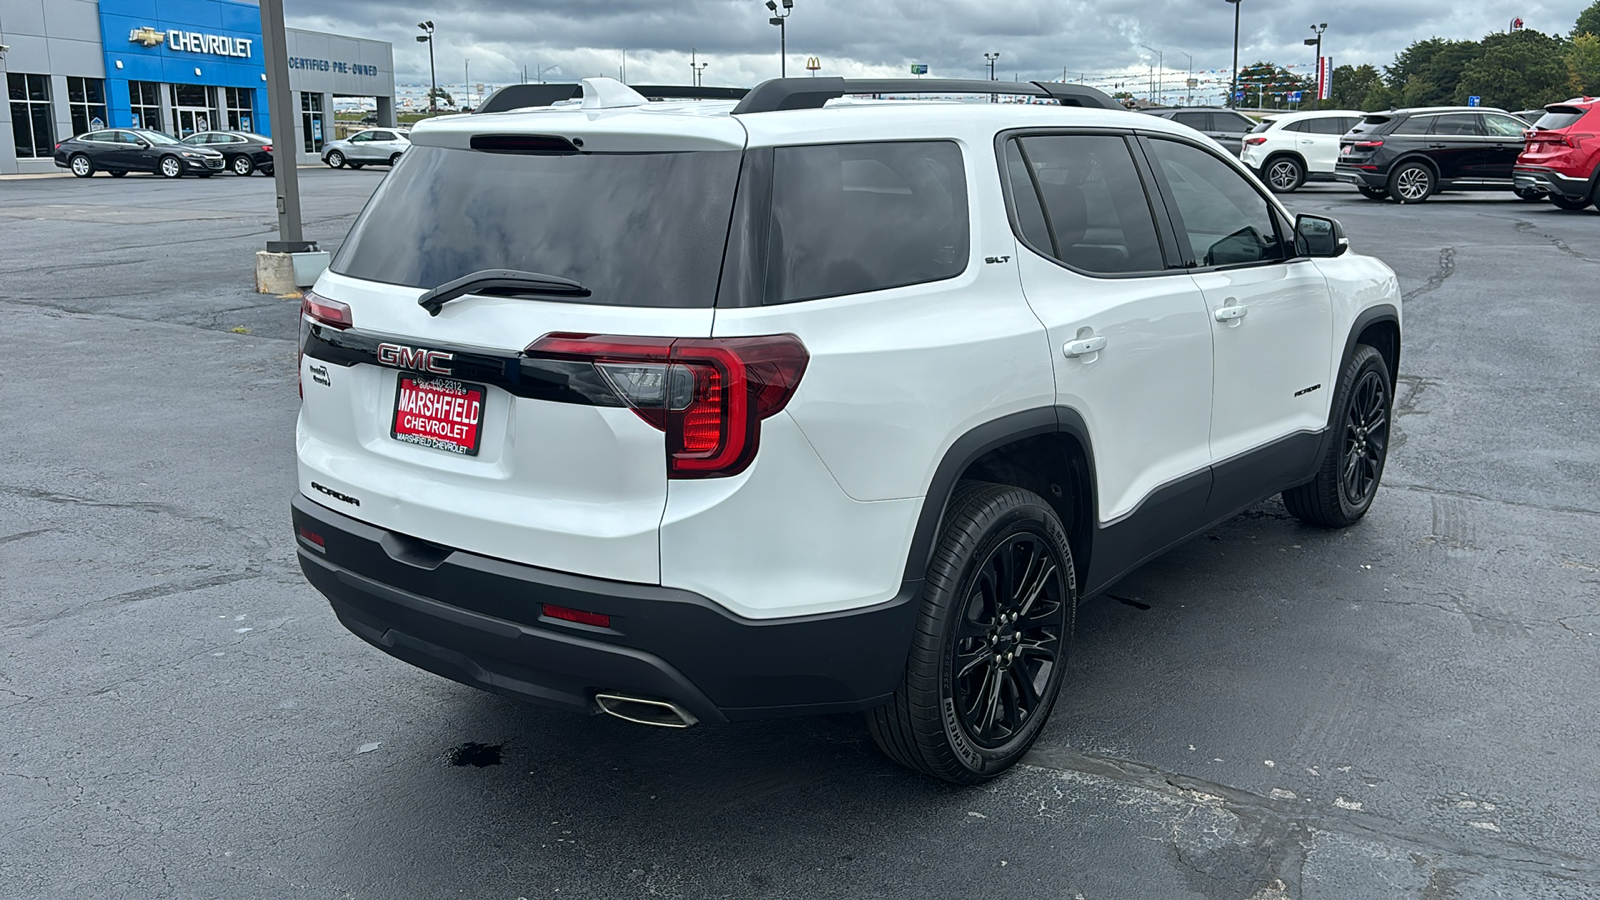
[766,0,793,78]
[1304,23,1326,110]
[464,58,470,107]
[415,21,436,113]
[537,63,558,83]
[1177,50,1193,106]
[691,48,708,87]
[1225,0,1241,108]
[985,52,999,102]
[1140,44,1163,105]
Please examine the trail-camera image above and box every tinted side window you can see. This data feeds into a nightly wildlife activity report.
[767,141,968,304]
[1147,139,1286,268]
[1482,114,1526,137]
[1393,116,1432,135]
[1005,134,1166,275]
[1306,117,1347,135]
[1172,112,1210,130]
[1002,141,1053,253]
[1430,114,1482,136]
[1283,120,1310,133]
[1214,112,1255,132]
[373,131,398,141]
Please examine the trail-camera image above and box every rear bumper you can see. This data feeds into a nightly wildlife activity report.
[1335,166,1385,188]
[1513,166,1589,198]
[292,494,920,723]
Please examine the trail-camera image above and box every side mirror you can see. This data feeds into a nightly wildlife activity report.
[1295,214,1349,258]
[136,139,151,149]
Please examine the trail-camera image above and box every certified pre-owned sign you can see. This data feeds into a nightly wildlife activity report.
[130,26,254,59]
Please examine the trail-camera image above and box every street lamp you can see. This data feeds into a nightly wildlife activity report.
[1304,23,1327,110]
[1176,50,1194,106]
[1225,0,1241,108]
[691,48,708,87]
[984,52,999,102]
[415,21,436,113]
[766,0,793,78]
[1140,44,1163,105]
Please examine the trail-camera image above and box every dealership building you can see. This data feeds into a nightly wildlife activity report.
[1,0,395,174]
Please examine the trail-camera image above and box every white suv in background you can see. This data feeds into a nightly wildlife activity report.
[1241,109,1365,192]
[293,77,1402,783]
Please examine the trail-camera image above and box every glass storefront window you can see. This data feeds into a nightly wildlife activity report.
[301,92,325,154]
[129,81,162,132]
[68,77,109,137]
[8,73,55,158]
[170,84,217,138]
[224,87,255,133]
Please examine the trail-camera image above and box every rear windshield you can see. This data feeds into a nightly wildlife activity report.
[330,144,742,308]
[1534,108,1587,131]
[1348,116,1390,135]
[1248,120,1274,134]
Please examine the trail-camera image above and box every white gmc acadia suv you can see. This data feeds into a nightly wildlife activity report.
[293,77,1402,784]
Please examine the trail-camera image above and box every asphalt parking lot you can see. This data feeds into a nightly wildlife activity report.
[2,169,1599,899]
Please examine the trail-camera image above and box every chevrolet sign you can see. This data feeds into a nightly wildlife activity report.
[128,26,165,48]
[130,25,253,58]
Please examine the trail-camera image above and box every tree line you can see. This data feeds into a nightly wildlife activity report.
[1320,1,1600,111]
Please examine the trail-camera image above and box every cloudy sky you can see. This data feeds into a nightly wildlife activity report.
[285,0,1597,103]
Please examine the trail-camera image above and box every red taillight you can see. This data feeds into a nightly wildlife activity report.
[297,526,325,549]
[1243,136,1268,145]
[298,290,353,397]
[262,144,273,152]
[541,603,611,628]
[524,333,809,479]
[1352,140,1384,149]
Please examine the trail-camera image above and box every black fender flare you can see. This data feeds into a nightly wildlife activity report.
[1306,303,1401,478]
[899,407,1099,585]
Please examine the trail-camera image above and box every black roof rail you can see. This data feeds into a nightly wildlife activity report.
[475,83,750,114]
[730,78,1124,115]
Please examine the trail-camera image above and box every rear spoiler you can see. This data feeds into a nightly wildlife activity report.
[475,83,749,114]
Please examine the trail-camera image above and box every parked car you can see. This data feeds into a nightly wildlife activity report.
[292,76,1401,784]
[321,129,410,169]
[1335,106,1539,202]
[1512,109,1546,125]
[178,130,274,176]
[1141,107,1259,156]
[358,114,378,125]
[1514,98,1600,211]
[54,128,225,178]
[1240,109,1365,192]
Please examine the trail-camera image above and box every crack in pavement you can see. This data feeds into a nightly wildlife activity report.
[1022,745,1600,883]
[1382,481,1600,521]
[0,528,55,545]
[1402,247,1456,302]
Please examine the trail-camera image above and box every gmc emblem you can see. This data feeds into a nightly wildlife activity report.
[377,342,453,375]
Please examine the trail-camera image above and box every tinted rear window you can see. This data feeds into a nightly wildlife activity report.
[1350,116,1391,135]
[1249,120,1274,134]
[1535,108,1587,130]
[766,141,968,304]
[330,144,741,307]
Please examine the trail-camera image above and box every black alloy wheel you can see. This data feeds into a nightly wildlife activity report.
[1283,344,1393,527]
[159,155,184,179]
[868,482,1076,784]
[1265,156,1306,193]
[1389,162,1434,203]
[69,154,94,178]
[1357,185,1390,201]
[231,155,254,176]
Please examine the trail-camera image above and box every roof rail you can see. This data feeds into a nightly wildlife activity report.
[730,78,1124,115]
[475,82,750,114]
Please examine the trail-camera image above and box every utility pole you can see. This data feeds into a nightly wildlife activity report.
[258,0,309,252]
[1304,23,1327,110]
[1225,0,1242,108]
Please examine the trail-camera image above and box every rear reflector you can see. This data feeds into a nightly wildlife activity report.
[542,603,611,628]
[525,333,809,479]
[297,526,326,550]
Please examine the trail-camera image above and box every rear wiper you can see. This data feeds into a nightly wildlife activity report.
[418,269,591,316]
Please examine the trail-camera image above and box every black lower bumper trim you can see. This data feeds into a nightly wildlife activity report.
[292,495,920,722]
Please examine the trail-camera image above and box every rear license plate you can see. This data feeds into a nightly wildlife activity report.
[391,376,486,456]
[1339,145,1351,155]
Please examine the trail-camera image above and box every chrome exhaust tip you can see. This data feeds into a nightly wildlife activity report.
[594,693,698,729]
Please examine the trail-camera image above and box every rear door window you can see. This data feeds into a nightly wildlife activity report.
[1393,116,1432,135]
[765,141,968,304]
[1482,114,1527,137]
[1172,112,1211,131]
[330,144,742,308]
[1429,114,1483,136]
[1003,134,1166,275]
[1147,138,1287,268]
[1306,117,1347,135]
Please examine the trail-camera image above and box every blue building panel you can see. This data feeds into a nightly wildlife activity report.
[98,0,270,132]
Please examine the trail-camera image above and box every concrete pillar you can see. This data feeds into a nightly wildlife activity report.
[377,95,395,128]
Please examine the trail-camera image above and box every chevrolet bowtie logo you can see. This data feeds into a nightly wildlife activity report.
[129,27,166,48]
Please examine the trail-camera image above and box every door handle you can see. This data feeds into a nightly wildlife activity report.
[1214,302,1248,322]
[1428,143,1447,149]
[1063,336,1107,358]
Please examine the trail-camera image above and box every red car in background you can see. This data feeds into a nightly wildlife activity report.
[1514,98,1600,211]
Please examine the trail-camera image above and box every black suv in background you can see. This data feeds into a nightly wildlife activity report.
[1141,107,1258,156]
[1335,107,1536,202]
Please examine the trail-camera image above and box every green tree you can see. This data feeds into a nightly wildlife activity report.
[1457,30,1578,109]
[1570,32,1600,94]
[1328,64,1393,110]
[1386,38,1483,105]
[1236,61,1313,108]
[1575,1,1600,38]
[427,86,455,107]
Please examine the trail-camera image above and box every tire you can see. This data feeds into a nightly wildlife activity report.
[326,150,345,169]
[1357,185,1389,201]
[69,154,94,178]
[389,153,402,166]
[196,172,212,179]
[1264,156,1306,193]
[230,155,254,176]
[1549,193,1592,211]
[1387,162,1434,203]
[109,169,127,178]
[1513,186,1545,201]
[159,155,184,179]
[1282,345,1393,528]
[867,482,1076,784]
[350,162,365,169]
